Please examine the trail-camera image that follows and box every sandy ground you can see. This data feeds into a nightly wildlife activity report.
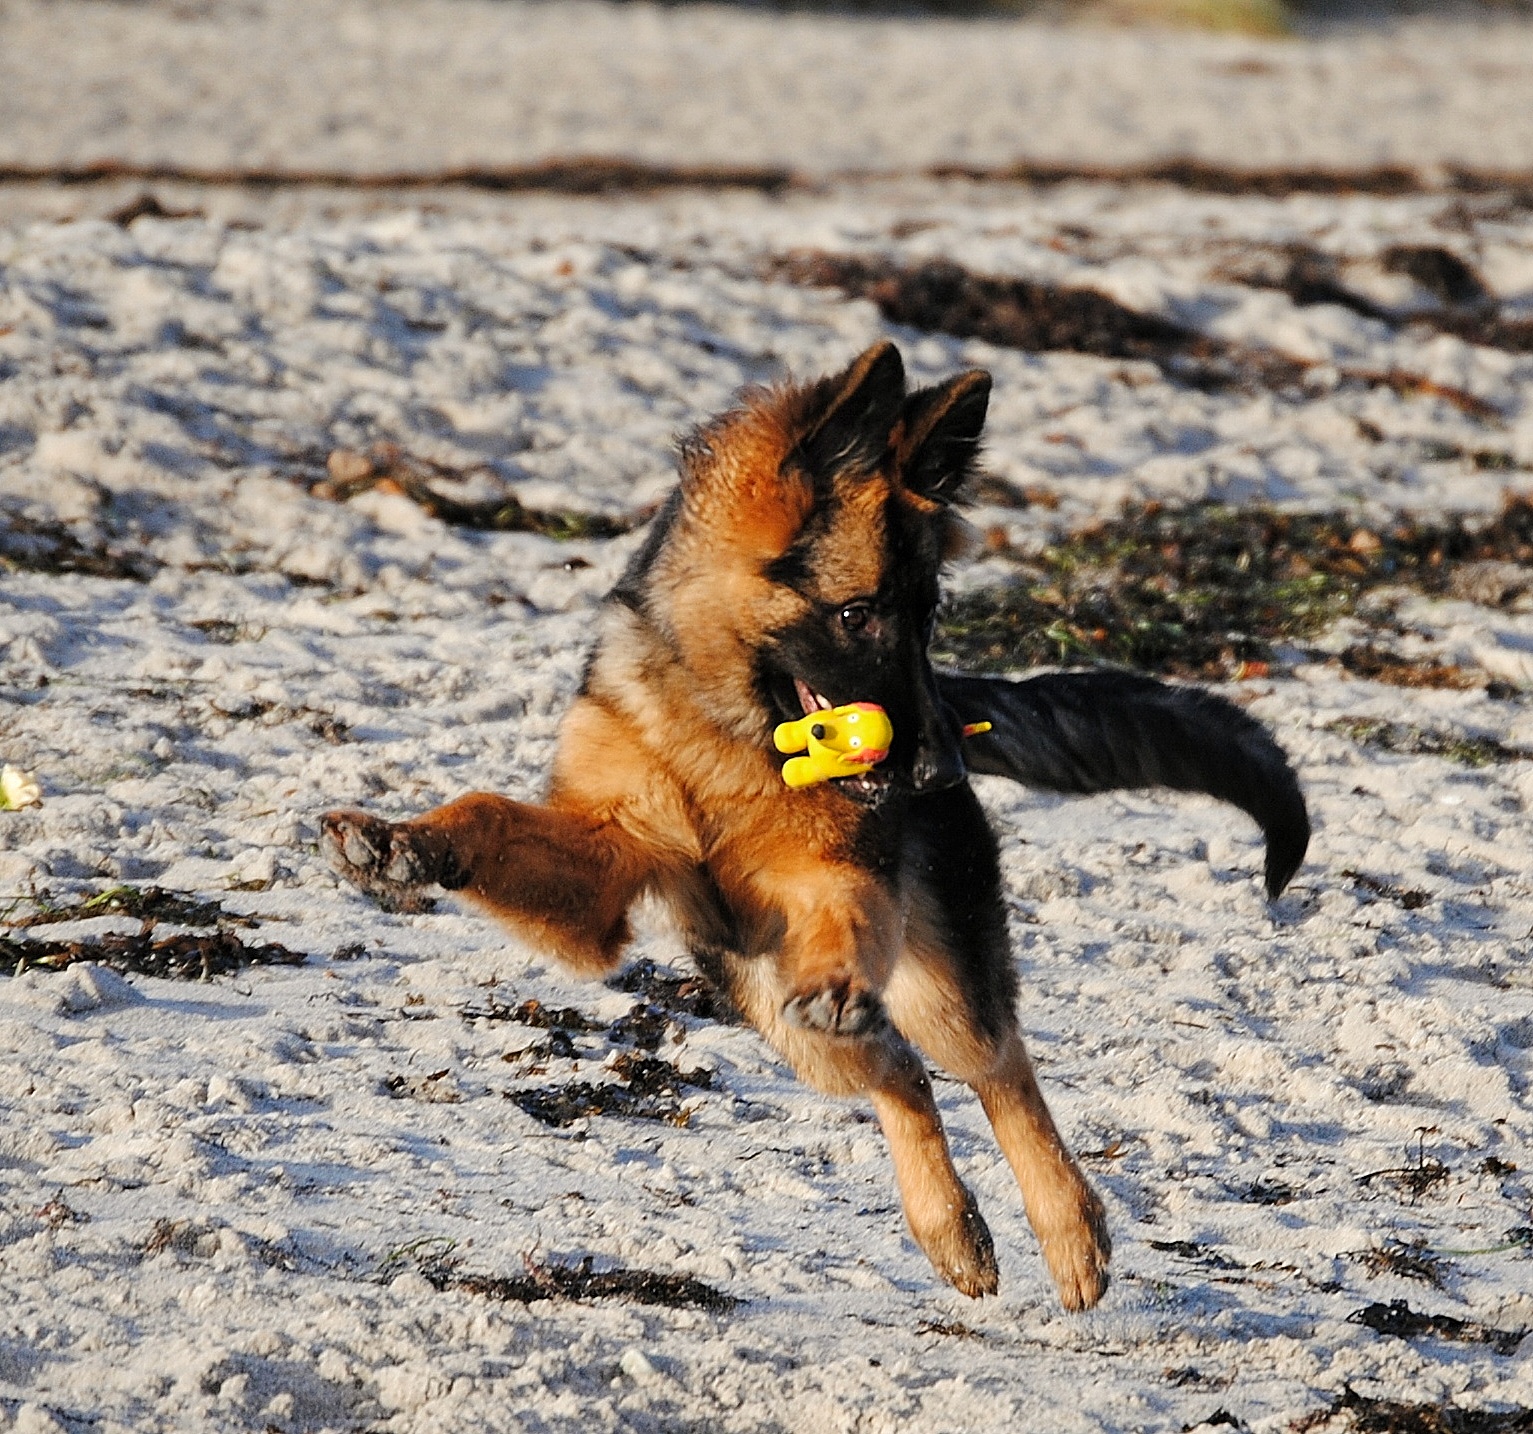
[3,0,1533,176]
[3,4,1533,1433]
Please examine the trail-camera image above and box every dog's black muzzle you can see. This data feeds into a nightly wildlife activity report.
[906,663,966,793]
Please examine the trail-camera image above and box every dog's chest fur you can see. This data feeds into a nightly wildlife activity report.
[567,605,907,963]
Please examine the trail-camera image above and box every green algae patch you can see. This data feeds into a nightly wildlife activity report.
[936,497,1533,681]
[1326,718,1532,768]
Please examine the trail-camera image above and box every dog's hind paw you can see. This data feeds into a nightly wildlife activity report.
[915,1185,1000,1299]
[319,809,464,914]
[1039,1186,1112,1312]
[782,979,887,1038]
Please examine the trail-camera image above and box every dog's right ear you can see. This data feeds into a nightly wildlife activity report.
[898,369,991,503]
[793,341,907,480]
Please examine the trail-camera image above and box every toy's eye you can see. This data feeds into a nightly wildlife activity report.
[839,603,872,633]
[849,737,862,748]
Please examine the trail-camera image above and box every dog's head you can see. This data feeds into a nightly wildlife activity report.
[632,342,988,802]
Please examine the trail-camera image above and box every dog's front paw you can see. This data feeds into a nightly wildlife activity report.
[319,809,462,914]
[783,978,887,1038]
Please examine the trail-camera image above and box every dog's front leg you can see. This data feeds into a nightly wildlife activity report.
[321,794,655,976]
[750,862,900,1037]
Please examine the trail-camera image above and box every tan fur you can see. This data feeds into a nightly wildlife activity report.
[977,1037,1111,1311]
[803,476,890,604]
[885,911,1110,1310]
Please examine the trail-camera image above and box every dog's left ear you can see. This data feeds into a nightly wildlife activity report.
[898,370,991,502]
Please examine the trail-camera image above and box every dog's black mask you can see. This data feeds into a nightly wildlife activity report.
[757,343,989,802]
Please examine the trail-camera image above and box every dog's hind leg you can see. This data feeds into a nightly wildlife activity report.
[727,962,999,1298]
[884,940,1111,1311]
[974,1032,1111,1312]
[891,785,1111,1311]
[868,1041,999,1299]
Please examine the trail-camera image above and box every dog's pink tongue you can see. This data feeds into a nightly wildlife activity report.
[793,679,831,716]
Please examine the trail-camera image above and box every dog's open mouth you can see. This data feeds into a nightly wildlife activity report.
[793,678,836,717]
[790,677,894,797]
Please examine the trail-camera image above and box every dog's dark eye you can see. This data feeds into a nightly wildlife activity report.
[839,603,872,634]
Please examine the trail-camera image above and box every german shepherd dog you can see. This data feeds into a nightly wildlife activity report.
[321,342,1308,1310]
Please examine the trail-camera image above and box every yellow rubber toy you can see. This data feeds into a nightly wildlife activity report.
[773,703,894,789]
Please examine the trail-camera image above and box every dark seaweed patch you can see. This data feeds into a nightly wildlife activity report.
[1335,648,1482,692]
[0,928,305,980]
[142,1218,227,1260]
[383,1068,459,1103]
[1349,1239,1450,1288]
[459,993,603,1032]
[1348,1300,1525,1356]
[1382,246,1493,310]
[922,160,1436,197]
[508,1051,711,1128]
[471,968,720,1079]
[607,959,722,1021]
[141,1217,295,1269]
[1359,1137,1452,1200]
[188,617,266,645]
[1344,870,1431,912]
[1220,244,1389,321]
[10,156,1533,202]
[916,1319,984,1341]
[604,959,732,1046]
[1149,1239,1244,1271]
[1164,1367,1208,1388]
[501,1029,578,1063]
[772,252,1515,410]
[605,1003,673,1051]
[1184,1414,1247,1433]
[1221,243,1499,330]
[1329,719,1530,768]
[935,497,1533,682]
[0,157,790,197]
[1430,312,1533,355]
[0,514,158,582]
[771,251,1305,393]
[1296,1386,1533,1434]
[420,1253,738,1312]
[937,501,1351,677]
[108,192,204,227]
[315,445,644,540]
[1346,370,1502,422]
[774,251,1198,359]
[309,713,352,744]
[1238,1179,1297,1206]
[3,885,256,930]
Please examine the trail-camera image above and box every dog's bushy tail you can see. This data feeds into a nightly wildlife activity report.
[940,671,1309,898]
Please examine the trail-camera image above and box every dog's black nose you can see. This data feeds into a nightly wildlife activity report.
[907,661,967,792]
[911,741,966,792]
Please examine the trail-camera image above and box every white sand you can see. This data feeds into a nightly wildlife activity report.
[3,0,1533,175]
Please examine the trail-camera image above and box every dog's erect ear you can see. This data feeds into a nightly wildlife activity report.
[795,341,907,479]
[899,369,991,502]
